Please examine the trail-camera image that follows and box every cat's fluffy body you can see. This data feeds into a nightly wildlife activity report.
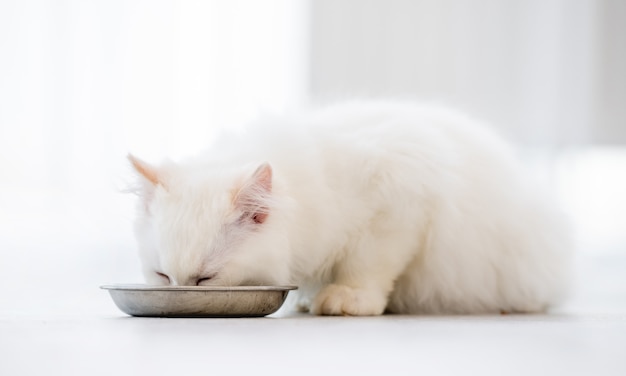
[131,101,571,315]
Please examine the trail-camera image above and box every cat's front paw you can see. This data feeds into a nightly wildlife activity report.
[311,284,387,316]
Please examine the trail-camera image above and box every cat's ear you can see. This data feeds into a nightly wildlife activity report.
[233,163,273,224]
[128,154,160,186]
[128,154,168,211]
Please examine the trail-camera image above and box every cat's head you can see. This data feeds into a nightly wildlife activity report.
[128,155,291,287]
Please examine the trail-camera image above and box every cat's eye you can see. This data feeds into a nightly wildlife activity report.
[156,272,171,284]
[196,274,217,285]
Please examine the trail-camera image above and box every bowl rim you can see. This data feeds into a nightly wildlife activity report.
[100,284,298,292]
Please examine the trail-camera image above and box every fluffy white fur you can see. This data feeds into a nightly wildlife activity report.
[130,101,571,315]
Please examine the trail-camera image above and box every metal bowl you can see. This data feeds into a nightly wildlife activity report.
[101,284,297,318]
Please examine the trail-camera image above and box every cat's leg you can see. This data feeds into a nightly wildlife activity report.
[311,232,418,316]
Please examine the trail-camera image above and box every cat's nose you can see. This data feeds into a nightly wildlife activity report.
[168,277,187,286]
[174,278,196,286]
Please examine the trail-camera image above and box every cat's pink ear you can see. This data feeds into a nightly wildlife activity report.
[128,154,166,212]
[128,154,160,186]
[233,163,273,224]
[250,162,273,194]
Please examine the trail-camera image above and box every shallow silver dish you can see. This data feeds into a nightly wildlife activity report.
[101,284,297,318]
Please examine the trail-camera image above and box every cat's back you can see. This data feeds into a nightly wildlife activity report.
[304,101,514,162]
[215,101,511,171]
[295,101,522,194]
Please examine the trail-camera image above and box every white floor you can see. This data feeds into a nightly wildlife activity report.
[1,311,625,376]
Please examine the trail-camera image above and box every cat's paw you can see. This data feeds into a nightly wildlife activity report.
[311,284,387,316]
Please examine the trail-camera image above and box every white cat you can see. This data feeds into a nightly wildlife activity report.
[129,101,571,315]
